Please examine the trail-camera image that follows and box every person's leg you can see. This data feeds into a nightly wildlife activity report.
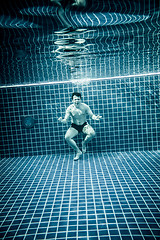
[65,127,82,159]
[82,124,96,153]
[57,7,72,28]
[52,0,73,32]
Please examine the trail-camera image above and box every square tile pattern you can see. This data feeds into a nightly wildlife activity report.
[0,151,160,239]
[0,75,159,158]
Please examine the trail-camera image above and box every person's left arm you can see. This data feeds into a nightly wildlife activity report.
[86,105,102,120]
[58,106,71,124]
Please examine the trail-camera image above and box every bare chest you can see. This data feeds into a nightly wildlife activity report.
[70,106,86,117]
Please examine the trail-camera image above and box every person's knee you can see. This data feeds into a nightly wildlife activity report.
[65,135,71,142]
[93,131,96,137]
[90,131,96,138]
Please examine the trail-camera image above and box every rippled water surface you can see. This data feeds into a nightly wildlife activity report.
[0,1,159,86]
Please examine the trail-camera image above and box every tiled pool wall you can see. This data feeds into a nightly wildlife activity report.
[0,75,159,157]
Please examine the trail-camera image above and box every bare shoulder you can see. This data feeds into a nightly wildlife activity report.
[82,103,90,109]
[67,104,74,112]
[82,103,89,109]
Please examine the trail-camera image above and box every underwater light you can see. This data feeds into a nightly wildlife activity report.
[0,72,160,88]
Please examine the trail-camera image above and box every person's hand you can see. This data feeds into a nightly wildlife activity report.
[58,117,63,122]
[95,115,102,120]
[92,115,102,120]
[58,117,67,124]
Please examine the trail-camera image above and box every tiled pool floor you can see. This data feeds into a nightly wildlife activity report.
[0,151,160,240]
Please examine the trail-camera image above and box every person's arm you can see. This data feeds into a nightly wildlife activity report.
[58,108,70,124]
[86,105,102,120]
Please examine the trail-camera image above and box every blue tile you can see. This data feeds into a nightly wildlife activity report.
[25,235,35,240]
[0,151,160,240]
[46,233,56,239]
[88,225,97,230]
[14,237,24,240]
[110,236,121,240]
[88,230,98,237]
[99,229,109,236]
[27,229,37,235]
[78,231,87,236]
[68,225,77,231]
[100,237,110,240]
[56,232,66,238]
[37,228,47,234]
[67,231,77,237]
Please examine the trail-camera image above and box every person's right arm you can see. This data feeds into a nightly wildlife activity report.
[58,107,70,124]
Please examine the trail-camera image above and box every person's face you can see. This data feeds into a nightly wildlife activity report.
[72,95,81,106]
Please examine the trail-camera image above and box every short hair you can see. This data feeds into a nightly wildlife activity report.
[72,92,82,99]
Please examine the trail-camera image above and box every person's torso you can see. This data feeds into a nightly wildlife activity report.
[69,103,87,125]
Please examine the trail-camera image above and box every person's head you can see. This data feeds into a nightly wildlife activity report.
[72,92,82,106]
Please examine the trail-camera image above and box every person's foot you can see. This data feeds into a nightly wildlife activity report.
[82,141,86,153]
[74,150,82,161]
[50,0,61,7]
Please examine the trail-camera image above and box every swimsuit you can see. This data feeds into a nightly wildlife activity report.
[71,122,87,133]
